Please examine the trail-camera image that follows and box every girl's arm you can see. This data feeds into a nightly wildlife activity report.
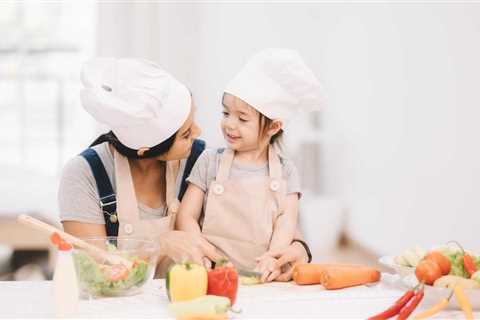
[256,193,299,281]
[175,183,205,234]
[269,193,300,251]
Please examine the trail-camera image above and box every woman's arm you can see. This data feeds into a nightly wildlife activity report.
[58,153,110,237]
[175,183,205,234]
[62,221,107,238]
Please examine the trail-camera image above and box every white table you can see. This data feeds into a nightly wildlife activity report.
[0,275,476,319]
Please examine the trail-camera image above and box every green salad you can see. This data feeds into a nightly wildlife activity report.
[73,249,150,297]
[437,245,480,279]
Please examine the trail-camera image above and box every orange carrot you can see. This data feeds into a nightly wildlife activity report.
[293,263,367,285]
[320,266,381,290]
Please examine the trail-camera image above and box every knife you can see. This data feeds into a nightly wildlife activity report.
[237,269,263,278]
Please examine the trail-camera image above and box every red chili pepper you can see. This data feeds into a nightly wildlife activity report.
[463,254,477,277]
[397,288,425,320]
[368,289,415,320]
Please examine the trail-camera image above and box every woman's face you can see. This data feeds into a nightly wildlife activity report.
[159,104,201,161]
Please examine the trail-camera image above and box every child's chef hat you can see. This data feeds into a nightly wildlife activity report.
[80,58,191,150]
[225,48,326,125]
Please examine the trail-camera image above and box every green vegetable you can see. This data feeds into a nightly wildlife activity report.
[73,251,150,297]
[473,255,480,271]
[168,295,231,318]
[446,252,469,278]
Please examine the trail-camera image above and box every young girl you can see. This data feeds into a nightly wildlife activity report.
[176,48,325,281]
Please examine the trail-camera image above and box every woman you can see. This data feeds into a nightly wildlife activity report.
[58,58,310,278]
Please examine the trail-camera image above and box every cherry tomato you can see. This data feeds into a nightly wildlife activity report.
[415,259,442,285]
[424,251,451,275]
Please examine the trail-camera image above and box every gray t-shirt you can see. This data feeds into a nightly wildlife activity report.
[187,148,301,201]
[58,142,185,224]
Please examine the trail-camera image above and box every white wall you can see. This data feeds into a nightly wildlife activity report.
[96,3,480,255]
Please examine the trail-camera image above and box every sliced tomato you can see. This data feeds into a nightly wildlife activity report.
[107,264,129,281]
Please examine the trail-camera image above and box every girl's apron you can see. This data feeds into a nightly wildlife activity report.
[201,145,287,270]
[114,149,180,277]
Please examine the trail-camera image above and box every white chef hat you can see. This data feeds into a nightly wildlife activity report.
[80,58,191,150]
[224,48,326,126]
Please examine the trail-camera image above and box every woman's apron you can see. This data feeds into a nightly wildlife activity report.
[113,149,180,277]
[201,145,287,270]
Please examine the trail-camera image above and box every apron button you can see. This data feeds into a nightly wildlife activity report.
[169,202,179,214]
[124,223,133,234]
[270,180,280,191]
[213,184,224,195]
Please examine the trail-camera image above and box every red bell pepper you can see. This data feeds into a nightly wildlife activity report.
[463,254,477,277]
[207,260,239,306]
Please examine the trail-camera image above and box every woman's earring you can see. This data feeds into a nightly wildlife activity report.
[137,147,150,157]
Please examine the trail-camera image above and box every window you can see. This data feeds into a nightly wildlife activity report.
[0,1,96,176]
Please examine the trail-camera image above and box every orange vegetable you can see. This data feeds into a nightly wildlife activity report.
[454,284,473,320]
[108,264,129,281]
[415,260,442,285]
[320,266,381,290]
[424,251,451,275]
[292,263,365,285]
[413,290,452,320]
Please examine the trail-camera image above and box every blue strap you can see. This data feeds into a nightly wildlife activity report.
[80,148,119,237]
[178,139,206,201]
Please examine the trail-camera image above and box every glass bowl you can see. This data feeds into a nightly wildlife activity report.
[72,236,158,298]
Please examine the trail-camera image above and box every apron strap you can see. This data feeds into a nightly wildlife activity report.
[80,148,119,237]
[215,148,235,183]
[268,144,283,180]
[166,160,180,214]
[178,139,206,200]
[114,149,141,224]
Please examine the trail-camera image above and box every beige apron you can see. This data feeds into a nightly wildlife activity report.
[201,145,287,270]
[113,149,180,277]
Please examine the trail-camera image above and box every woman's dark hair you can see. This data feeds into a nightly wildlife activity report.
[90,130,177,159]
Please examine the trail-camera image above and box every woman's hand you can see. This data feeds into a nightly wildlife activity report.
[256,242,309,282]
[159,230,222,267]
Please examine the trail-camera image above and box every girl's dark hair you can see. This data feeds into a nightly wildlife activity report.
[90,130,177,159]
[258,114,283,144]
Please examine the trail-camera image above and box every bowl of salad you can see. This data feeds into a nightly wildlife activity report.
[384,242,480,310]
[72,237,159,298]
[379,246,426,278]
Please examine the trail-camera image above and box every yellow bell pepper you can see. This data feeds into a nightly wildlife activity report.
[166,262,208,302]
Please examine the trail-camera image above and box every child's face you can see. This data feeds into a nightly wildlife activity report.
[221,93,265,152]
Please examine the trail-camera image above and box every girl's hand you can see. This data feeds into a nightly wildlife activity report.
[255,255,281,283]
[256,242,309,282]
